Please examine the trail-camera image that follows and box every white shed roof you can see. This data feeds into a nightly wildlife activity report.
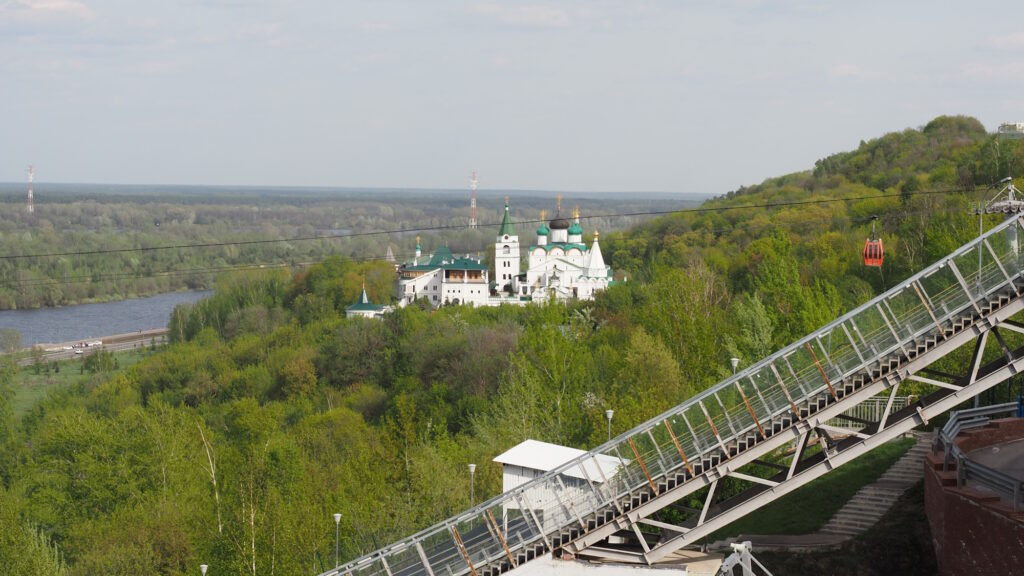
[493,439,625,482]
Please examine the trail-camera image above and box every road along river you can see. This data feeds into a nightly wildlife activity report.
[23,328,170,365]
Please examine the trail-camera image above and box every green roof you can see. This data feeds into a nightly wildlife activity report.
[403,247,487,272]
[568,222,583,235]
[499,203,515,236]
[428,246,455,266]
[403,251,487,272]
[442,259,487,271]
[347,288,384,312]
[537,222,549,236]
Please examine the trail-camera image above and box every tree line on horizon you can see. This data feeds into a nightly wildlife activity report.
[0,191,679,311]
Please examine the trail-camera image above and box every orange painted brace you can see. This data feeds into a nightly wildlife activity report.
[663,419,695,476]
[804,342,838,400]
[911,282,946,337]
[777,380,801,419]
[769,364,802,419]
[486,509,517,568]
[627,437,660,496]
[450,526,479,576]
[701,403,720,437]
[735,383,767,440]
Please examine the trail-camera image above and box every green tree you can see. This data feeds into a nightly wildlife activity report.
[0,489,69,576]
[1,328,22,374]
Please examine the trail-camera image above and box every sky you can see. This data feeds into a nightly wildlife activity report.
[1,1,1023,194]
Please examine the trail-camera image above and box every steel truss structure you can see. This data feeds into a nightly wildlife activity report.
[322,214,1024,576]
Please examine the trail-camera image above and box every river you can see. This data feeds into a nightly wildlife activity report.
[0,291,211,346]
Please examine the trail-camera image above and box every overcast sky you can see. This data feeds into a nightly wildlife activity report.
[2,1,1022,193]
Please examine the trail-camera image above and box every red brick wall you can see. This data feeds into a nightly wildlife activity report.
[924,419,1024,576]
[953,418,1024,453]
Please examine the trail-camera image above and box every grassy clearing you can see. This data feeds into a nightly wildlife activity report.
[710,436,915,538]
[756,481,936,576]
[9,349,148,416]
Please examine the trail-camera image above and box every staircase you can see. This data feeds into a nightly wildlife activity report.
[819,432,931,537]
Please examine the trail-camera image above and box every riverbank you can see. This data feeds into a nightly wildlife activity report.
[33,328,169,352]
[15,329,169,367]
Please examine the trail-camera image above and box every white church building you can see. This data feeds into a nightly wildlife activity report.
[518,204,613,303]
[394,199,614,309]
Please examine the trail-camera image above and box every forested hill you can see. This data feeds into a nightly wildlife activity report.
[605,115,1021,347]
[1,115,1022,576]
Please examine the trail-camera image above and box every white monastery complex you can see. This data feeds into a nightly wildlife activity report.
[394,199,615,309]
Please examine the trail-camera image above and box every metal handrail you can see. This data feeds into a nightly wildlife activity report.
[324,215,1024,576]
[936,402,1023,512]
[937,402,1020,450]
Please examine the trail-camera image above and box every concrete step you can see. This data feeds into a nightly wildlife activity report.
[822,517,883,528]
[822,519,881,531]
[810,434,931,540]
[826,514,883,524]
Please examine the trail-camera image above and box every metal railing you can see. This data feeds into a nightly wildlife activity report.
[322,215,1024,576]
[935,402,1024,512]
[828,396,910,430]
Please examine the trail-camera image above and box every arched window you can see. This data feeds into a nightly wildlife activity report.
[503,245,510,255]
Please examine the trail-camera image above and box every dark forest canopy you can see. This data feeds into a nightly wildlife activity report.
[2,116,1023,575]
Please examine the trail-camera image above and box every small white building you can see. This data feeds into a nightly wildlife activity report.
[345,286,389,319]
[999,122,1024,140]
[493,439,625,533]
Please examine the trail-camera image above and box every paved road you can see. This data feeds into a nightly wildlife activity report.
[968,437,1024,481]
[17,329,168,365]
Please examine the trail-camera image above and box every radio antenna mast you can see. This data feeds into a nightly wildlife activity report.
[27,164,34,214]
[469,171,478,229]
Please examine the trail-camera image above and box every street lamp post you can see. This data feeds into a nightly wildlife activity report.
[200,564,208,576]
[605,409,614,442]
[731,357,740,375]
[333,513,342,568]
[468,464,477,508]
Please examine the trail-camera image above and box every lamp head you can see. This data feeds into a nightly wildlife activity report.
[333,513,342,525]
[605,409,614,421]
[468,463,476,474]
[200,564,208,576]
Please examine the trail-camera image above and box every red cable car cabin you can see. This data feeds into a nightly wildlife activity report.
[863,216,884,267]
[863,237,884,267]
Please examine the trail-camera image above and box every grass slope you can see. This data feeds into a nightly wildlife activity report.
[10,350,146,416]
[711,437,914,538]
[756,481,937,576]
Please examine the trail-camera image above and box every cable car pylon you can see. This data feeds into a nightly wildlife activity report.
[971,177,1023,298]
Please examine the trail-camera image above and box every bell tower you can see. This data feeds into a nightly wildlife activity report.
[495,197,520,294]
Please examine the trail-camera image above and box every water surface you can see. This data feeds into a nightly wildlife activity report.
[0,291,210,346]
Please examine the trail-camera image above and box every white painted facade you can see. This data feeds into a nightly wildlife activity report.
[517,210,612,303]
[394,244,492,308]
[493,440,624,534]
